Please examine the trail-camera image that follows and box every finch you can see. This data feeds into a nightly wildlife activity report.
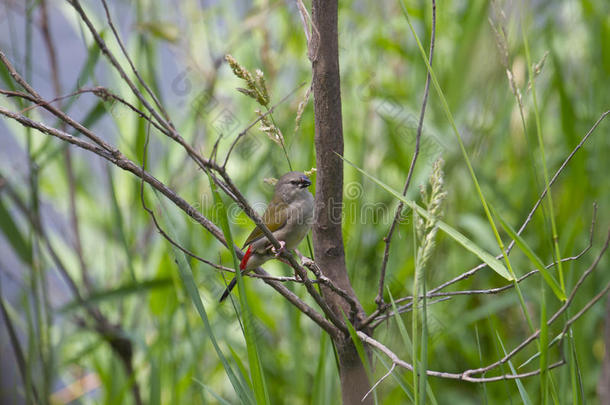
[219,171,315,302]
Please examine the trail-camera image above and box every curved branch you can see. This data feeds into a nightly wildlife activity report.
[357,331,565,383]
[368,111,609,322]
[0,105,340,338]
[376,0,436,308]
[367,208,597,328]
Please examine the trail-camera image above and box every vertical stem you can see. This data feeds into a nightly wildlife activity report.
[520,3,565,292]
[310,0,371,403]
[412,223,420,405]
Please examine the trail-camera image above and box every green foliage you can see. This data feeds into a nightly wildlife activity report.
[0,0,609,404]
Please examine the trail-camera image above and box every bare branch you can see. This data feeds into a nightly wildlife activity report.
[0,102,342,337]
[68,0,219,180]
[368,111,609,323]
[138,121,309,286]
[368,207,597,327]
[461,231,610,378]
[215,170,347,333]
[376,0,437,308]
[359,230,610,380]
[39,0,95,295]
[302,257,360,321]
[68,0,170,132]
[430,111,609,293]
[222,82,305,168]
[0,50,116,154]
[365,204,598,328]
[362,362,395,402]
[357,331,565,383]
[99,0,172,124]
[0,46,344,335]
[3,21,345,336]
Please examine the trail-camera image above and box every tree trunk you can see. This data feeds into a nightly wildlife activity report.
[310,1,372,404]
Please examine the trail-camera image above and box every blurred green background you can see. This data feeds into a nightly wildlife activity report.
[0,0,609,403]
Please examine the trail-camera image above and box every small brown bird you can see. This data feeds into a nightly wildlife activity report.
[219,171,314,302]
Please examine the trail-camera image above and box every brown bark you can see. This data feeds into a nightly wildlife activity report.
[310,1,372,404]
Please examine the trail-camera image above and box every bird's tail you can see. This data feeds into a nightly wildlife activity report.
[219,246,253,302]
[219,277,237,302]
[240,246,253,271]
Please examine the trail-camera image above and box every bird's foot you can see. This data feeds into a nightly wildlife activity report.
[271,241,286,257]
[301,256,315,268]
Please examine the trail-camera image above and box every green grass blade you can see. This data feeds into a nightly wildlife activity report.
[568,330,585,405]
[387,291,438,405]
[207,173,270,405]
[518,332,565,369]
[388,290,413,357]
[227,343,255,391]
[0,198,32,265]
[419,277,429,405]
[397,0,513,271]
[106,166,138,282]
[58,278,172,313]
[343,313,376,403]
[342,158,512,280]
[474,325,489,404]
[193,378,234,405]
[520,5,565,291]
[154,192,254,404]
[539,277,549,405]
[493,207,566,300]
[312,332,331,405]
[410,219,421,405]
[149,359,160,405]
[496,332,532,405]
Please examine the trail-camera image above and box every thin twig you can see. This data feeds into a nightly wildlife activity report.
[19,3,345,335]
[39,4,95,295]
[1,86,167,136]
[0,103,341,338]
[68,0,171,133]
[364,204,598,328]
[357,331,565,382]
[362,362,395,402]
[138,121,308,285]
[216,170,348,334]
[294,0,320,62]
[378,228,605,384]
[376,0,436,307]
[302,257,361,321]
[0,50,117,154]
[367,111,609,323]
[222,82,305,168]
[69,0,220,180]
[430,111,609,293]
[460,231,610,378]
[99,0,172,124]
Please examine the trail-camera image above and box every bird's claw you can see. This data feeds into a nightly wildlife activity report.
[271,241,286,257]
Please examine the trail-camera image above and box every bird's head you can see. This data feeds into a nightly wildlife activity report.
[275,171,312,202]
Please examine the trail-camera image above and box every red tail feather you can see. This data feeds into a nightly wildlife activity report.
[240,245,253,270]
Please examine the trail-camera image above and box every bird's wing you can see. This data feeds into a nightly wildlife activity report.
[242,195,288,248]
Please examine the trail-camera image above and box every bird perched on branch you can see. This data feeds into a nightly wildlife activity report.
[219,171,314,302]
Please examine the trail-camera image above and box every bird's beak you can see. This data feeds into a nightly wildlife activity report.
[300,176,312,188]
